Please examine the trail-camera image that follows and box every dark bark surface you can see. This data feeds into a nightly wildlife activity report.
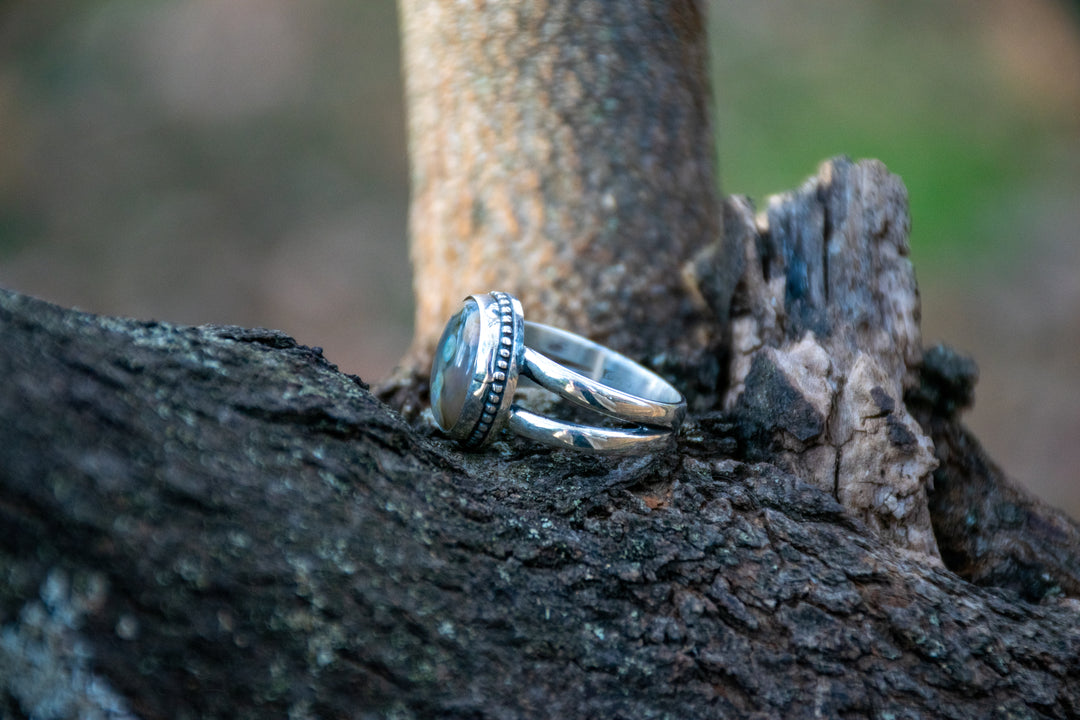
[910,344,1080,602]
[2,286,1080,720]
[693,159,939,557]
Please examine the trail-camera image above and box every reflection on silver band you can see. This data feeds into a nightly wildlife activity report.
[430,292,686,454]
[507,407,677,454]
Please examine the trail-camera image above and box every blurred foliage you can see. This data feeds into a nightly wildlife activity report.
[0,0,412,374]
[0,0,405,252]
[710,1,1080,262]
[2,0,1077,310]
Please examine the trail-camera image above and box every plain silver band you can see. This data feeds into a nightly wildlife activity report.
[521,322,685,429]
[499,321,686,453]
[507,407,676,454]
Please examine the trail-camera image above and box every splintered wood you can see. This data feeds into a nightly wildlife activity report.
[691,157,939,557]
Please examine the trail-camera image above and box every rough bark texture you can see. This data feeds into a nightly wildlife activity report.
[400,0,721,391]
[2,285,1080,720]
[395,0,937,568]
[689,159,939,557]
[909,344,1080,602]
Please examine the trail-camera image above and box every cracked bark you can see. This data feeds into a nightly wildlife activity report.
[3,1,1080,718]
[2,286,1079,719]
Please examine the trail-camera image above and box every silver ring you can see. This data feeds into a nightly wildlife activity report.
[429,291,686,454]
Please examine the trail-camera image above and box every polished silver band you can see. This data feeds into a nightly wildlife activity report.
[429,291,685,454]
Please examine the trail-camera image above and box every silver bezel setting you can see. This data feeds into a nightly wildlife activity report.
[441,291,524,447]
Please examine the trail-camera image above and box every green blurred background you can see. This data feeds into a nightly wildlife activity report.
[1,1,1077,515]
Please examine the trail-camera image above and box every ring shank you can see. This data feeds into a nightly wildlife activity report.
[507,406,675,454]
[522,322,685,429]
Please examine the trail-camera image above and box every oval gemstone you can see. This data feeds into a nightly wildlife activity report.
[430,299,481,431]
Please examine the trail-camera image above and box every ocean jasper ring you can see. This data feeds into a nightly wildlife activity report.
[429,291,686,454]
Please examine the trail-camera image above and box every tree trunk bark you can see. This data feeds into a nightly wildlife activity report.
[3,2,1080,718]
[399,0,722,397]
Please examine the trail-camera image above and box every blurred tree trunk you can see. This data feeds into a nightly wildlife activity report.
[2,2,1080,719]
[397,0,724,403]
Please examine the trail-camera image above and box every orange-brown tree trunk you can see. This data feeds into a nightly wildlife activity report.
[400,0,722,389]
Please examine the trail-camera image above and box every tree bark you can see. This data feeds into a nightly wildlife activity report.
[399,0,722,396]
[2,283,1080,719]
[3,2,1080,718]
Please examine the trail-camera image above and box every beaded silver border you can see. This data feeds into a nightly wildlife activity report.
[459,291,523,448]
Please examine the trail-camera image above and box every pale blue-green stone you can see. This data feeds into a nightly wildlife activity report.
[431,300,480,430]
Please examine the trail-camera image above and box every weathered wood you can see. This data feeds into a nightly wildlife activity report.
[689,158,938,556]
[399,0,722,390]
[910,344,1080,601]
[2,287,1080,719]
